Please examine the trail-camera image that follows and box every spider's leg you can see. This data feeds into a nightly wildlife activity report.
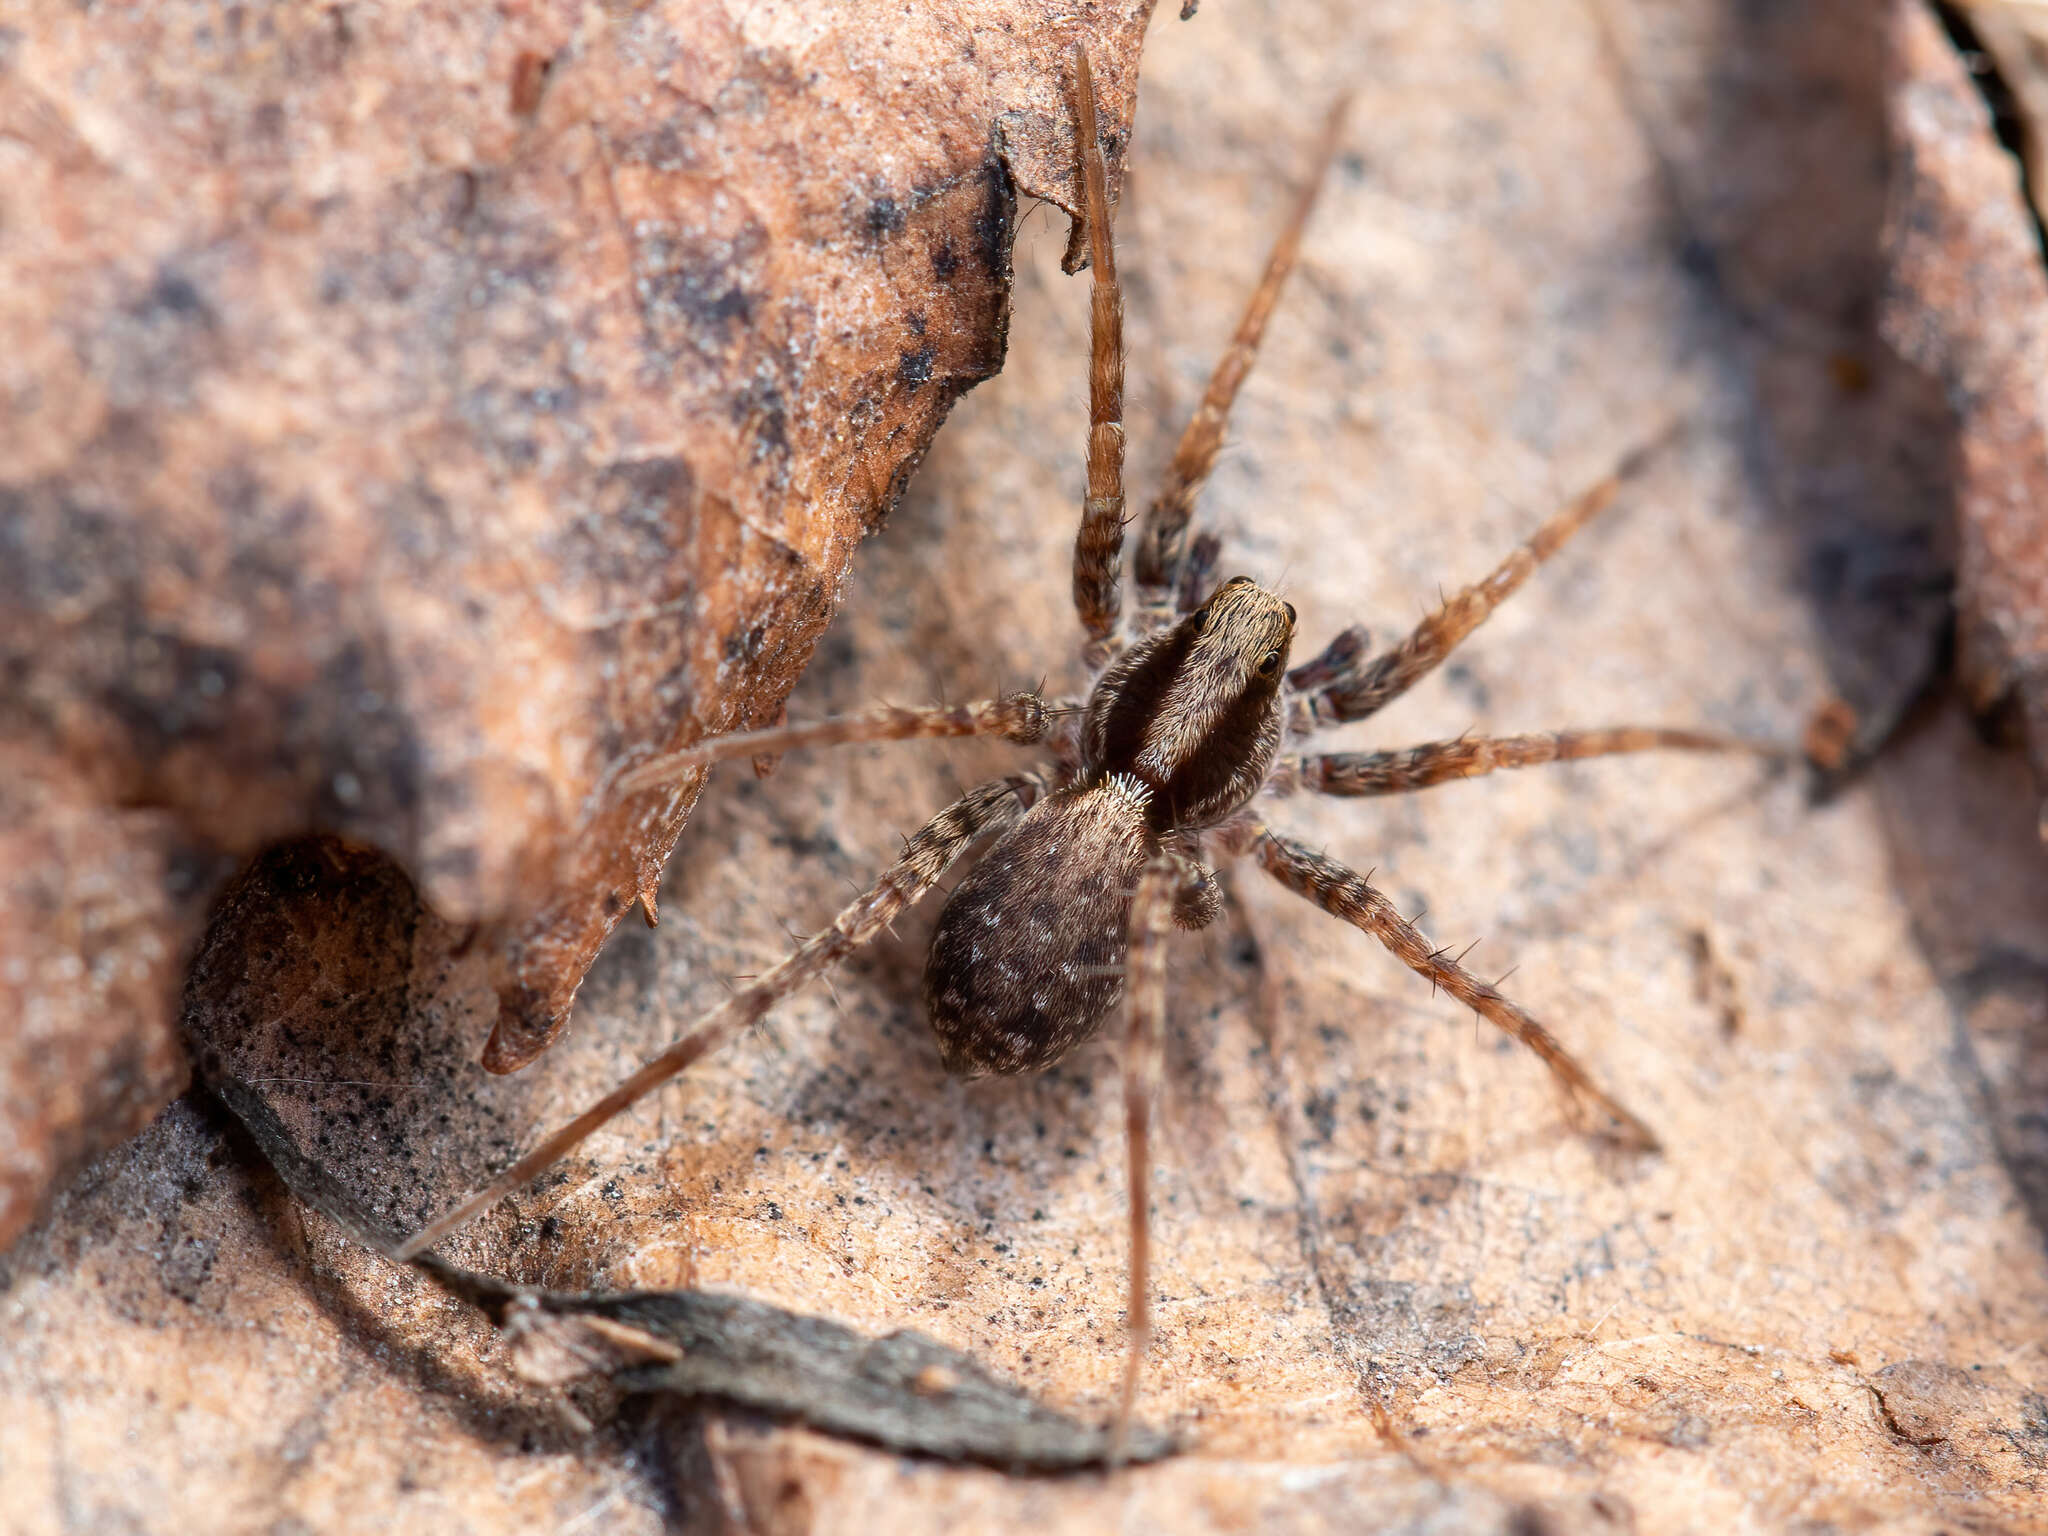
[618,694,1047,795]
[1111,852,1181,1465]
[395,776,1037,1260]
[1070,48,1129,667]
[1270,726,1783,800]
[1130,97,1347,630]
[1246,824,1659,1152]
[1287,427,1676,737]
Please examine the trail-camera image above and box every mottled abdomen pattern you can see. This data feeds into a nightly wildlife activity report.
[923,778,1153,1075]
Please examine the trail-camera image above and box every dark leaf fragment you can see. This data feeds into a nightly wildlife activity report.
[205,1069,1175,1471]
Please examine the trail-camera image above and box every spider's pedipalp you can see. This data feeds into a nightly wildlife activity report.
[394,775,1036,1261]
[1167,848,1223,929]
[1130,94,1349,633]
[1248,824,1659,1153]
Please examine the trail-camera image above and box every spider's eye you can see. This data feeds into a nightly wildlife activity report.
[1283,601,1298,625]
[1226,574,1253,587]
[1257,650,1282,677]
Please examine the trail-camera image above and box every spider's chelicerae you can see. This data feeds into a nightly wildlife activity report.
[398,50,1771,1456]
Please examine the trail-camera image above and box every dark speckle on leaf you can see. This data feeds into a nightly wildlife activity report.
[898,345,936,391]
[976,155,1016,277]
[144,268,212,325]
[866,195,906,239]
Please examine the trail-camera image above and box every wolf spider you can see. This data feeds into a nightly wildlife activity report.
[397,50,1769,1457]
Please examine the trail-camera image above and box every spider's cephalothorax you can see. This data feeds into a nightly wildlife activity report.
[1083,576,1296,830]
[925,577,1294,1076]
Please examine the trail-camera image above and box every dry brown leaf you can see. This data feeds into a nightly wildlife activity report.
[1890,0,2048,829]
[0,0,1155,1247]
[5,0,2048,1532]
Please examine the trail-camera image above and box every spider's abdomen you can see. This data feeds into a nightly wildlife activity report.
[923,778,1154,1076]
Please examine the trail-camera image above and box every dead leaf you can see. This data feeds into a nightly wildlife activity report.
[0,0,1155,1247]
[1886,0,2048,829]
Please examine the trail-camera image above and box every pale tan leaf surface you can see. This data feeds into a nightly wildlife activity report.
[5,1,2048,1532]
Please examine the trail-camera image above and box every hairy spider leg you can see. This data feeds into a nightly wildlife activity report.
[617,693,1049,796]
[1242,823,1659,1151]
[1272,726,1783,801]
[1129,95,1349,632]
[1287,423,1680,737]
[395,776,1037,1261]
[1070,47,1129,665]
[1112,853,1179,1465]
